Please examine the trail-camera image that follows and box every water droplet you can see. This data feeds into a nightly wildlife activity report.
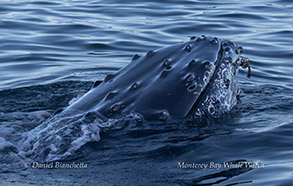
[162,59,172,70]
[158,111,169,121]
[163,59,169,66]
[184,44,192,52]
[110,104,120,112]
[132,82,138,89]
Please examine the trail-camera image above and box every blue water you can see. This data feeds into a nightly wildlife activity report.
[0,0,293,185]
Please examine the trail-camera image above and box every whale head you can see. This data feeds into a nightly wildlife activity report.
[67,36,250,120]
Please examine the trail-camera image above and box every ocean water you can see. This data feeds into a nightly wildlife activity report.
[0,0,292,185]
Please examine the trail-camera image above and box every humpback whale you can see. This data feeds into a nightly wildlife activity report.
[66,35,250,120]
[22,36,250,161]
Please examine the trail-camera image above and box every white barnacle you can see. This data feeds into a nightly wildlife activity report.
[208,103,216,115]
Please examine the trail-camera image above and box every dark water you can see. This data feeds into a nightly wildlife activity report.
[0,0,293,185]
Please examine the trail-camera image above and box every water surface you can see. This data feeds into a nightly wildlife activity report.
[0,0,292,185]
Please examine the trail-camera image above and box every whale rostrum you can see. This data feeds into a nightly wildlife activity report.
[66,35,250,121]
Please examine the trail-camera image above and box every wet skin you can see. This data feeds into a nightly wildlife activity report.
[66,35,249,121]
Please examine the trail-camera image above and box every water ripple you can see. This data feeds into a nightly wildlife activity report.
[0,0,292,90]
[0,0,293,185]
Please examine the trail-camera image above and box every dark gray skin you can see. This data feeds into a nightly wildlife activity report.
[21,36,250,161]
[66,35,249,121]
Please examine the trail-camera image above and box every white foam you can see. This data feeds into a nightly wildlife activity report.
[28,110,51,121]
[68,94,84,105]
[63,124,101,157]
[193,61,239,118]
[0,125,15,137]
[0,137,14,151]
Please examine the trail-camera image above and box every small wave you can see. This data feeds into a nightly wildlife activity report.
[18,108,134,163]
